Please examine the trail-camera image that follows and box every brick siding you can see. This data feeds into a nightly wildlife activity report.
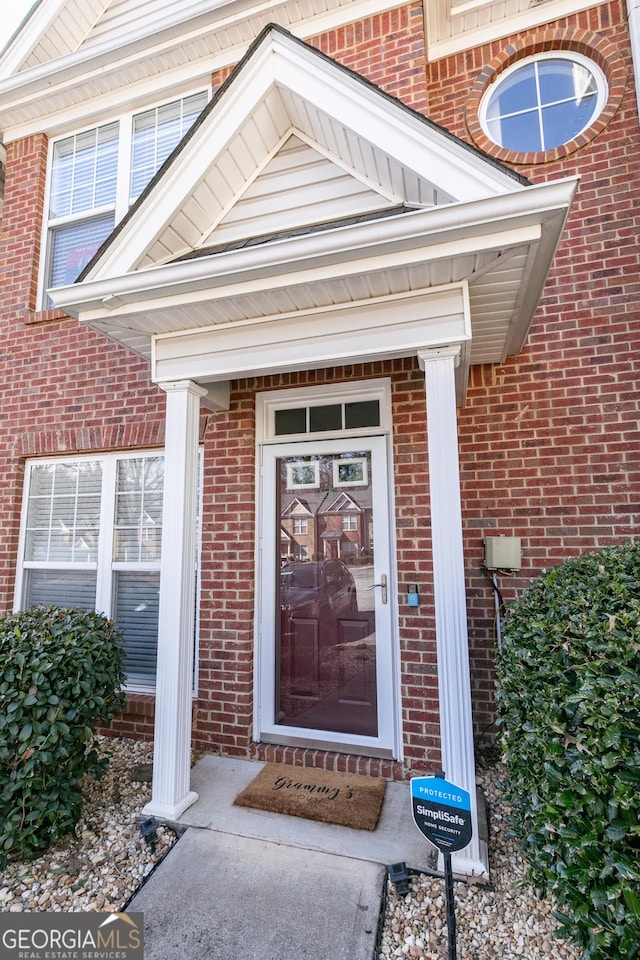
[2,2,639,777]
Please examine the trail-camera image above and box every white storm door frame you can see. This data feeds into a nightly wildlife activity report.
[256,434,400,758]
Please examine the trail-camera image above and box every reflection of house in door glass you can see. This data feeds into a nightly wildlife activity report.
[277,450,378,738]
[280,454,372,563]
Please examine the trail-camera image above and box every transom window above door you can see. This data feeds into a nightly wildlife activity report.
[42,90,208,306]
[479,53,607,153]
[258,380,392,444]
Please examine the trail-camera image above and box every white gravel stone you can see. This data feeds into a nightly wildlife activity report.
[1,737,583,958]
[379,755,581,960]
[0,736,177,914]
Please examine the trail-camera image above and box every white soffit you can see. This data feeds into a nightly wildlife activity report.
[0,0,406,139]
[425,0,604,61]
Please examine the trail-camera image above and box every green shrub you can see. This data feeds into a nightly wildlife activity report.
[0,606,125,865]
[496,542,640,959]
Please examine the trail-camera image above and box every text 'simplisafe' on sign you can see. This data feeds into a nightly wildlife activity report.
[410,775,472,853]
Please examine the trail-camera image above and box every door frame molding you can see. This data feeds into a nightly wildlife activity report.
[254,380,403,759]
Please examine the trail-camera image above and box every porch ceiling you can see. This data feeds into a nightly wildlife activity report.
[51,177,578,378]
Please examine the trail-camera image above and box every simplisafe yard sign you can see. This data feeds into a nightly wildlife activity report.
[410,772,472,852]
[409,771,474,960]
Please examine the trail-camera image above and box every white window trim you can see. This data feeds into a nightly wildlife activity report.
[14,449,203,694]
[478,50,608,152]
[38,86,209,310]
[255,378,393,445]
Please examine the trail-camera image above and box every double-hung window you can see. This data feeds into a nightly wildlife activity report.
[43,90,207,305]
[15,452,198,690]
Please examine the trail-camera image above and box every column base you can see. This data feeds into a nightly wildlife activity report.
[141,790,199,821]
[438,839,490,880]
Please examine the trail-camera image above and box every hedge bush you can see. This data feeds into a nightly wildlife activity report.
[496,542,640,959]
[0,606,125,865]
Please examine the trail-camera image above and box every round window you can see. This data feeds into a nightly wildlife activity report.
[479,53,608,153]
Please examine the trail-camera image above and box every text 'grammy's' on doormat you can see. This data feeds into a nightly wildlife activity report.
[233,762,386,830]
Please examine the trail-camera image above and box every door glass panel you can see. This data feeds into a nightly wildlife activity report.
[276,450,378,737]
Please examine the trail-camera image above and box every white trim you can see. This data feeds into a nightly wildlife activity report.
[629,0,640,125]
[253,379,402,760]
[427,0,605,63]
[152,286,469,384]
[418,347,487,878]
[144,379,207,820]
[256,434,400,757]
[256,378,393,444]
[478,51,608,153]
[52,179,578,318]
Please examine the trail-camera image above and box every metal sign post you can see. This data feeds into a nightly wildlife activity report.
[410,771,473,960]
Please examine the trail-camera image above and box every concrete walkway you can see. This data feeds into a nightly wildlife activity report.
[127,756,438,960]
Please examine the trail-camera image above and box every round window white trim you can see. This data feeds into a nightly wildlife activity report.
[479,51,608,153]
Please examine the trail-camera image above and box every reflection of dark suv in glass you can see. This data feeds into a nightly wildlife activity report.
[280,560,358,639]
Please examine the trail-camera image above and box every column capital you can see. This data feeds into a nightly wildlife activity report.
[417,345,462,369]
[157,379,209,399]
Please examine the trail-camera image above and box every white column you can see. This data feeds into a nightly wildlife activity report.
[418,347,487,877]
[143,379,207,820]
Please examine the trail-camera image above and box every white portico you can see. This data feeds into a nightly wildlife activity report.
[50,25,577,874]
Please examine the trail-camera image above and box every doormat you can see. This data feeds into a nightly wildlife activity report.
[233,763,386,831]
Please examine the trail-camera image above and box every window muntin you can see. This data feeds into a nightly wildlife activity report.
[130,91,207,201]
[49,123,119,219]
[18,452,199,690]
[113,456,164,562]
[24,461,102,563]
[480,54,607,153]
[274,400,381,437]
[43,90,207,305]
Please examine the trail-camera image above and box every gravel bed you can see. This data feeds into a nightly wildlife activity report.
[379,755,581,960]
[0,736,176,913]
[1,737,581,960]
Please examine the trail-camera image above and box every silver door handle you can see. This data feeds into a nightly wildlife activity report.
[367,573,388,604]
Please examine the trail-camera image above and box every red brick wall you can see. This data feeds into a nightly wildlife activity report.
[425,0,640,735]
[3,2,639,775]
[0,137,170,614]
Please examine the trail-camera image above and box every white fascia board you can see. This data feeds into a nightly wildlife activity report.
[50,176,578,319]
[151,284,469,382]
[52,215,540,323]
[0,0,400,140]
[0,0,67,79]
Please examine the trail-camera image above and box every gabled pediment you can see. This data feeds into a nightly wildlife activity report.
[282,498,313,517]
[78,24,523,281]
[324,493,364,514]
[50,25,578,402]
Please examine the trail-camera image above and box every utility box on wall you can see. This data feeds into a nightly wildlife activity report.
[484,536,522,571]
